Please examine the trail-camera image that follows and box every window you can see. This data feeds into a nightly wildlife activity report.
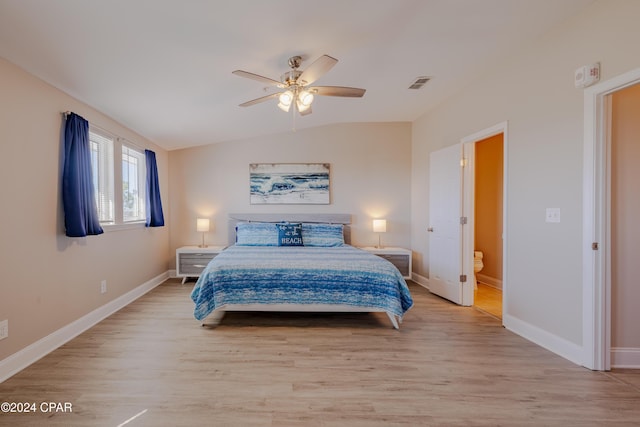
[89,126,147,227]
[122,145,146,222]
[90,129,114,223]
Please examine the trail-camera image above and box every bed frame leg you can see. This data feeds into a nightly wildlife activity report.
[201,310,226,327]
[386,313,400,329]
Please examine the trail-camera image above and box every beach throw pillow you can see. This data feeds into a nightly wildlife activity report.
[276,223,303,246]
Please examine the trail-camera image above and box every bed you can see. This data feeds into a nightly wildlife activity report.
[190,213,413,329]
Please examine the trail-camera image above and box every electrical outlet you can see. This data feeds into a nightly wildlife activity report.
[0,319,8,340]
[100,280,107,294]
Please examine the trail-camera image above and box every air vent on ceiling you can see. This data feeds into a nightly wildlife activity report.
[408,76,431,90]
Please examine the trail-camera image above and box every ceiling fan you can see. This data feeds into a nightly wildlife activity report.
[233,54,366,116]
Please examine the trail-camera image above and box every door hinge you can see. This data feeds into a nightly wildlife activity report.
[460,216,467,225]
[592,242,599,250]
[460,274,467,283]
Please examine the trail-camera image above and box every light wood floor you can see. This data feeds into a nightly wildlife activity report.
[1,279,639,426]
[474,282,502,320]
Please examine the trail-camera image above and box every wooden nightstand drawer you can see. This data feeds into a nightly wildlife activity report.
[376,254,410,277]
[176,246,225,283]
[358,247,412,280]
[179,253,215,274]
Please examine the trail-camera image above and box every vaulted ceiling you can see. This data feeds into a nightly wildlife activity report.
[0,0,595,150]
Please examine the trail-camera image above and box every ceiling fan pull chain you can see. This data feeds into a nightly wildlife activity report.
[292,104,296,132]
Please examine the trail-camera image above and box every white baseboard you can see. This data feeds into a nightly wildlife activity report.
[503,313,584,367]
[0,271,169,383]
[413,273,585,368]
[476,273,502,290]
[611,347,640,369]
[410,272,429,290]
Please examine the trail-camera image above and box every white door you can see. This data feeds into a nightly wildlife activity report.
[428,144,466,305]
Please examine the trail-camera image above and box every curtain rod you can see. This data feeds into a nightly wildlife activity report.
[61,111,147,152]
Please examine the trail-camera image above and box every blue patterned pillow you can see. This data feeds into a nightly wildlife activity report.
[301,223,345,247]
[235,222,279,246]
[276,223,303,246]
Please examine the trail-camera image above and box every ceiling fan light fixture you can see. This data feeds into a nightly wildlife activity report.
[279,90,293,105]
[298,90,314,106]
[277,90,294,112]
[296,100,310,113]
[277,101,291,112]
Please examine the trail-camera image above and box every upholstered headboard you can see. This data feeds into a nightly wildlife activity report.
[227,213,352,246]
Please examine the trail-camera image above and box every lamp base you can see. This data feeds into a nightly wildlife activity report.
[199,233,207,248]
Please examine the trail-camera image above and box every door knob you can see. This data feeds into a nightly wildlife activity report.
[427,227,434,232]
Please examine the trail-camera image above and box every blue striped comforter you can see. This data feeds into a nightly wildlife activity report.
[190,245,413,321]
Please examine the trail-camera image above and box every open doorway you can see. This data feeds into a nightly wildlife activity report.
[583,67,640,370]
[583,69,640,370]
[460,122,507,316]
[473,133,504,319]
[428,122,507,309]
[608,83,640,368]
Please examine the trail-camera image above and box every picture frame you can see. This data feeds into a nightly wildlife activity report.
[249,163,330,204]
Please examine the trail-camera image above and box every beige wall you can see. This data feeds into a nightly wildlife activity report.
[474,134,503,284]
[0,58,170,361]
[411,0,640,347]
[168,122,412,261]
[611,83,640,348]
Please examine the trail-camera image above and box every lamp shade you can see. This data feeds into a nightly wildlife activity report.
[196,218,210,232]
[296,90,314,112]
[279,90,293,106]
[372,219,387,233]
[277,90,294,112]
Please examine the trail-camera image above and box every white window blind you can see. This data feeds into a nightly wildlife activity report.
[89,129,114,223]
[122,145,146,222]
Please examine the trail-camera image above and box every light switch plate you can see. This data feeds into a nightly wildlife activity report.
[546,208,561,223]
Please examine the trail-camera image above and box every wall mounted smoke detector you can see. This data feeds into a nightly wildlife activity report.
[575,63,600,88]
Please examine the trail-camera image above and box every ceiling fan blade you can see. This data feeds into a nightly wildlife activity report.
[311,86,366,97]
[239,92,280,107]
[298,55,338,85]
[232,70,282,87]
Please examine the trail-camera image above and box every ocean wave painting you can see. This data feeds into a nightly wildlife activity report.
[250,163,330,204]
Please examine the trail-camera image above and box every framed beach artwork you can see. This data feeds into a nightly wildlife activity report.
[250,163,330,204]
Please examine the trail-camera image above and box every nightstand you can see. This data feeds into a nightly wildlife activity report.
[176,246,225,284]
[359,247,412,279]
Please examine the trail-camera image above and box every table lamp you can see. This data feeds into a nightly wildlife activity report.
[197,218,210,248]
[373,219,387,248]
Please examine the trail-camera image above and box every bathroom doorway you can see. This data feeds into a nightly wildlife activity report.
[432,121,508,310]
[472,133,504,319]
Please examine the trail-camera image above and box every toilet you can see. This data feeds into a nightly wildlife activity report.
[473,251,484,289]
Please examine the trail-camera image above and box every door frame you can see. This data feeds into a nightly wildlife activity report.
[583,67,640,371]
[460,122,508,311]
